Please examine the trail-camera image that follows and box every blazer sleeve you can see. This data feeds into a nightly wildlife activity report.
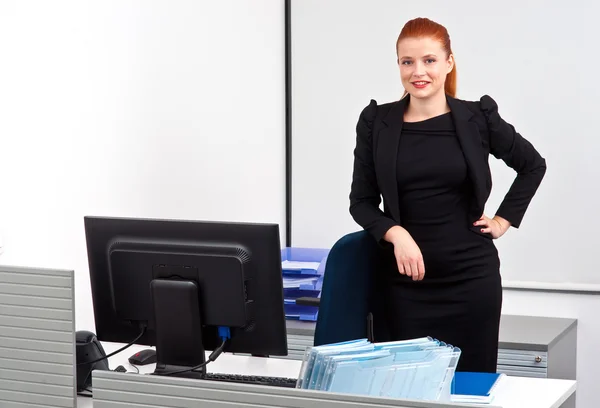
[349,100,398,243]
[480,95,547,228]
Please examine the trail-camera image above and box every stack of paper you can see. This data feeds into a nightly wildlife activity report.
[282,276,320,289]
[281,260,322,274]
[281,252,327,321]
[296,337,461,402]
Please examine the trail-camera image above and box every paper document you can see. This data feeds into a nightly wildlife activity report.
[282,276,318,288]
[282,260,321,270]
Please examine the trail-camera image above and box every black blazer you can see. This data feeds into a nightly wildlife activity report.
[349,94,547,244]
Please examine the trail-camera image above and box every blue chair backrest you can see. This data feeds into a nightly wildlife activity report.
[314,230,390,346]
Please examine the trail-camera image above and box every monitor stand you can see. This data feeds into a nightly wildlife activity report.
[150,278,207,379]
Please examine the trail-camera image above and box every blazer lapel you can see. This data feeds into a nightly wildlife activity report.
[446,95,487,213]
[376,94,486,224]
[377,97,409,223]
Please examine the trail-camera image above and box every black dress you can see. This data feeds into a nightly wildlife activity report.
[379,111,502,373]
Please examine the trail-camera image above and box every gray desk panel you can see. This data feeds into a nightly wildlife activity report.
[0,265,76,408]
[0,303,73,321]
[0,346,72,365]
[0,293,73,310]
[0,389,73,407]
[92,371,501,408]
[0,282,72,299]
[2,403,56,408]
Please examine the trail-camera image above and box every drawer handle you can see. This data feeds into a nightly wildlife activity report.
[535,356,542,363]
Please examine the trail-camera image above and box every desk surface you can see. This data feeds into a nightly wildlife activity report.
[77,343,576,408]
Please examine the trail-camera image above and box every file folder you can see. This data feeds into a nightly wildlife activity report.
[326,351,396,395]
[296,338,369,389]
[307,342,376,390]
[297,336,461,402]
[450,371,505,404]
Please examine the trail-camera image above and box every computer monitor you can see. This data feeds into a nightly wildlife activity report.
[84,215,288,378]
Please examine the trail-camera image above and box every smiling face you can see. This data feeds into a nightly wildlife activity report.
[397,36,454,100]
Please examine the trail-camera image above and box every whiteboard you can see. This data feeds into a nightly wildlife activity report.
[290,0,600,288]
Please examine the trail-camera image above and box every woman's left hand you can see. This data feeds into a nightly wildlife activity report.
[474,214,511,239]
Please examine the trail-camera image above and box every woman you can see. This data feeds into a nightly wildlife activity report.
[349,17,546,373]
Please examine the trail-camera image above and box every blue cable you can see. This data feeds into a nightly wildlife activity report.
[218,326,231,341]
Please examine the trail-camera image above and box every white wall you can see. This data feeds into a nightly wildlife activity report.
[0,0,286,332]
[290,0,600,289]
[290,1,598,407]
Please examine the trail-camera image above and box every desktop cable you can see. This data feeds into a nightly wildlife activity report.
[162,326,230,376]
[77,388,93,398]
[161,326,298,388]
[77,324,147,367]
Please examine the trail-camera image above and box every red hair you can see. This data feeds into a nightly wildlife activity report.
[396,18,456,97]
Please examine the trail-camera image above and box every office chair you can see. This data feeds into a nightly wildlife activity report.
[313,230,390,346]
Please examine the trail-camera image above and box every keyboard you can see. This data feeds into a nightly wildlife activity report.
[203,372,298,388]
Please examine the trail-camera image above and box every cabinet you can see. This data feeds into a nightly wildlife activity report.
[495,315,577,381]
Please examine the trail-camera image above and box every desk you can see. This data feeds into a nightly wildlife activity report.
[286,315,578,408]
[77,343,576,408]
[286,315,577,380]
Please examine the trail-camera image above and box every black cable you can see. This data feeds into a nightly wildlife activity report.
[131,364,139,374]
[77,389,93,398]
[367,312,374,343]
[162,338,228,376]
[77,326,147,366]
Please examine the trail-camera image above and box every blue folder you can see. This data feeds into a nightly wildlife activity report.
[452,372,504,398]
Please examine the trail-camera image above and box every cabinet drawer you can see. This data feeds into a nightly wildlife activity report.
[498,349,547,368]
[498,366,547,378]
[283,339,552,370]
[287,334,313,347]
[286,334,312,357]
